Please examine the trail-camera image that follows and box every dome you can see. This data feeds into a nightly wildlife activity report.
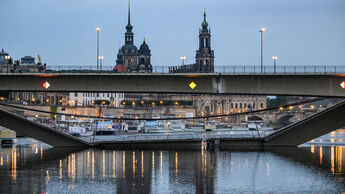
[202,20,208,29]
[121,44,138,55]
[0,49,9,56]
[126,24,133,34]
[139,39,150,51]
[201,10,208,29]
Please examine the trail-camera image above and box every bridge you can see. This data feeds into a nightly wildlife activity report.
[0,100,344,148]
[0,73,345,97]
[0,66,344,148]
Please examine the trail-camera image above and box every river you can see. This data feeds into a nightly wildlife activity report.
[0,130,344,193]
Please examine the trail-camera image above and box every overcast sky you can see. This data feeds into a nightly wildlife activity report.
[1,0,345,67]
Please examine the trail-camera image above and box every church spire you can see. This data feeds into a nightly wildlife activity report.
[126,0,133,33]
[128,0,131,25]
[201,9,208,30]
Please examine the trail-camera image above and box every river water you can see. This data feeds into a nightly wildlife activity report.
[0,130,345,193]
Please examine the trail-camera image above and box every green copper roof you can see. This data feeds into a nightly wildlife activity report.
[201,10,208,29]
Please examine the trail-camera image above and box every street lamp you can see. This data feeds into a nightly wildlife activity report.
[99,56,103,71]
[272,56,277,73]
[180,56,186,66]
[4,55,10,73]
[96,27,100,71]
[259,27,266,73]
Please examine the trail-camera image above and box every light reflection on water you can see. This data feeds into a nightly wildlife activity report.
[0,137,345,193]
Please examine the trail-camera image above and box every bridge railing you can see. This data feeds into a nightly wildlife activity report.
[44,65,345,74]
[94,130,275,143]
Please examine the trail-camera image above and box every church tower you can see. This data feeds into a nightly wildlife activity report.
[121,0,138,72]
[195,10,214,73]
[138,38,152,73]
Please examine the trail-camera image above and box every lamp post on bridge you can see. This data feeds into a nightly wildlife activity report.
[4,55,10,73]
[99,56,103,71]
[180,56,186,66]
[96,27,100,71]
[272,56,277,73]
[259,27,266,73]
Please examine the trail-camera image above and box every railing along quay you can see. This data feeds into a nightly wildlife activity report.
[86,130,275,143]
[43,65,345,74]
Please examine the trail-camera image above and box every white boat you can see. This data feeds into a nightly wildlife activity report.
[140,120,185,133]
[92,119,117,135]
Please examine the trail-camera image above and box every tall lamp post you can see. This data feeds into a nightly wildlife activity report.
[259,27,266,73]
[99,56,104,71]
[180,56,186,66]
[4,55,10,73]
[96,27,100,71]
[272,56,278,73]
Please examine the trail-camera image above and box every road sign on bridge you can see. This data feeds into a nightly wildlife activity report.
[341,81,345,89]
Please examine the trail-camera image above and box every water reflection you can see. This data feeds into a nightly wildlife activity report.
[0,144,345,193]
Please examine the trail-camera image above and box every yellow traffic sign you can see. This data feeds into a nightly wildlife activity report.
[189,82,196,89]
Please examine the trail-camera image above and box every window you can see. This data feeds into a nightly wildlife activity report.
[244,103,247,108]
[260,103,264,108]
[231,103,233,108]
[240,103,242,109]
[74,93,77,97]
[253,103,256,109]
[235,103,238,109]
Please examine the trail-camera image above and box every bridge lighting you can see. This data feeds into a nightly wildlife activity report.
[259,27,266,73]
[180,56,186,66]
[272,56,278,73]
[160,100,163,104]
[96,27,100,71]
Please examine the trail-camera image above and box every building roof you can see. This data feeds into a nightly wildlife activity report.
[139,39,150,52]
[0,49,9,56]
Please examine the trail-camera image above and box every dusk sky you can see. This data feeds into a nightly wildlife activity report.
[1,0,345,67]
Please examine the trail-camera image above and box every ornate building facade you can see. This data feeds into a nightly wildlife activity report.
[114,1,152,73]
